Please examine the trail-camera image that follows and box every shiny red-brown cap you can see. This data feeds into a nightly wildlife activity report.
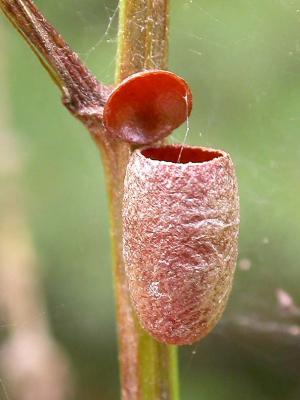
[103,70,192,145]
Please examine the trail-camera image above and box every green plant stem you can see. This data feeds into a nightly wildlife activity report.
[96,1,180,399]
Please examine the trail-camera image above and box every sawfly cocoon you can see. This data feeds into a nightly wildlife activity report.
[123,145,239,345]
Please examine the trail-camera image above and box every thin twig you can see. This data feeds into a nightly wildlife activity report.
[0,0,111,129]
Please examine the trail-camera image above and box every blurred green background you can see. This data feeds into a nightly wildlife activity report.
[1,0,300,399]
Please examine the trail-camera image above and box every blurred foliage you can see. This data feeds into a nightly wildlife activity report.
[1,0,300,399]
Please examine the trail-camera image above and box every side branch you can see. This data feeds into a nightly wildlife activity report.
[0,0,111,123]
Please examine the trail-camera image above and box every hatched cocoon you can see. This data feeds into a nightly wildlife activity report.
[123,144,239,345]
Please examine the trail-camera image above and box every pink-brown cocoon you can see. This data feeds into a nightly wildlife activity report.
[123,145,239,345]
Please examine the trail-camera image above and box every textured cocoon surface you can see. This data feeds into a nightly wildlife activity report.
[123,145,239,345]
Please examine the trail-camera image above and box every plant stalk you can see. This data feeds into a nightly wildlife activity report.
[96,1,180,399]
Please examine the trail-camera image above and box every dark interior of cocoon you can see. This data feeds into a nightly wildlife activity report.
[141,145,223,164]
